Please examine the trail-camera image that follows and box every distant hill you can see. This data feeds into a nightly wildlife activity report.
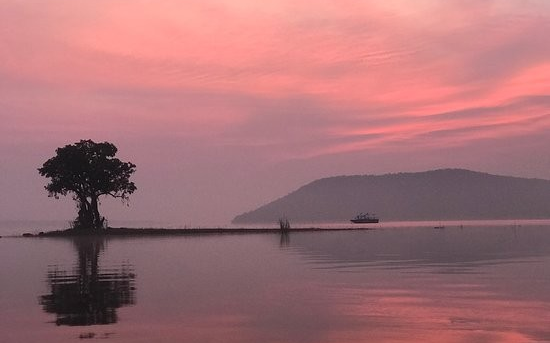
[232,169,550,224]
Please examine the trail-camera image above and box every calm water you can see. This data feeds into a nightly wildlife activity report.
[2,225,550,342]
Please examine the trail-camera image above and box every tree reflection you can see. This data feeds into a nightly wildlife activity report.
[39,237,136,326]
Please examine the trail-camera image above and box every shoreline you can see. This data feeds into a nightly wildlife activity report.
[15,226,375,238]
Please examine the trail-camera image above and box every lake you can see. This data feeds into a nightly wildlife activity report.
[2,223,550,342]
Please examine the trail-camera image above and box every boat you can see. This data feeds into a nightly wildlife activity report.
[350,213,379,224]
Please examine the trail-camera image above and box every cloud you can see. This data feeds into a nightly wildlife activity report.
[2,0,550,223]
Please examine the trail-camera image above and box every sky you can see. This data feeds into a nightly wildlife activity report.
[1,0,550,226]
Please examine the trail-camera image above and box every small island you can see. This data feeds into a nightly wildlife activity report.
[22,139,375,238]
[33,226,374,238]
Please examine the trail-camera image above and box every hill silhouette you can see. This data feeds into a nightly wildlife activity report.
[232,169,550,224]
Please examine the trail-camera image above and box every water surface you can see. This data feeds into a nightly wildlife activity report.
[2,224,550,342]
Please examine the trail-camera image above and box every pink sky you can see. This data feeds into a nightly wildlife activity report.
[1,0,550,226]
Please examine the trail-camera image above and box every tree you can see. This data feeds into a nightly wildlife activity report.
[38,140,136,230]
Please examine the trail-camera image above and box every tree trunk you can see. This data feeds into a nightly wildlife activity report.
[76,195,95,230]
[90,196,104,229]
[73,194,105,230]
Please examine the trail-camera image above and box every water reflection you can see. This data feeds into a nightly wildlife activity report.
[39,237,136,326]
[284,226,550,273]
[11,226,550,342]
[276,226,550,342]
[279,232,290,247]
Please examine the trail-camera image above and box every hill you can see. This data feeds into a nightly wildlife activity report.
[232,169,550,224]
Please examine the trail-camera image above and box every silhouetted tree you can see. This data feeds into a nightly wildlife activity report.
[38,140,136,230]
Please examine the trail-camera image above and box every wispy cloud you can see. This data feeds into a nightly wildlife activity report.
[2,0,550,222]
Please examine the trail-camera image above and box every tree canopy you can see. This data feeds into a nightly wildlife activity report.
[38,140,136,230]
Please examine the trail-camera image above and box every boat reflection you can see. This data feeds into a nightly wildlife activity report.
[39,237,136,326]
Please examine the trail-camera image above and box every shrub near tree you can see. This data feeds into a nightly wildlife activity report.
[38,140,136,230]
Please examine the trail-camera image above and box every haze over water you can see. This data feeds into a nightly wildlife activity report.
[2,224,550,342]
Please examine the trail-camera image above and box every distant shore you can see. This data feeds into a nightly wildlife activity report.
[17,226,375,238]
